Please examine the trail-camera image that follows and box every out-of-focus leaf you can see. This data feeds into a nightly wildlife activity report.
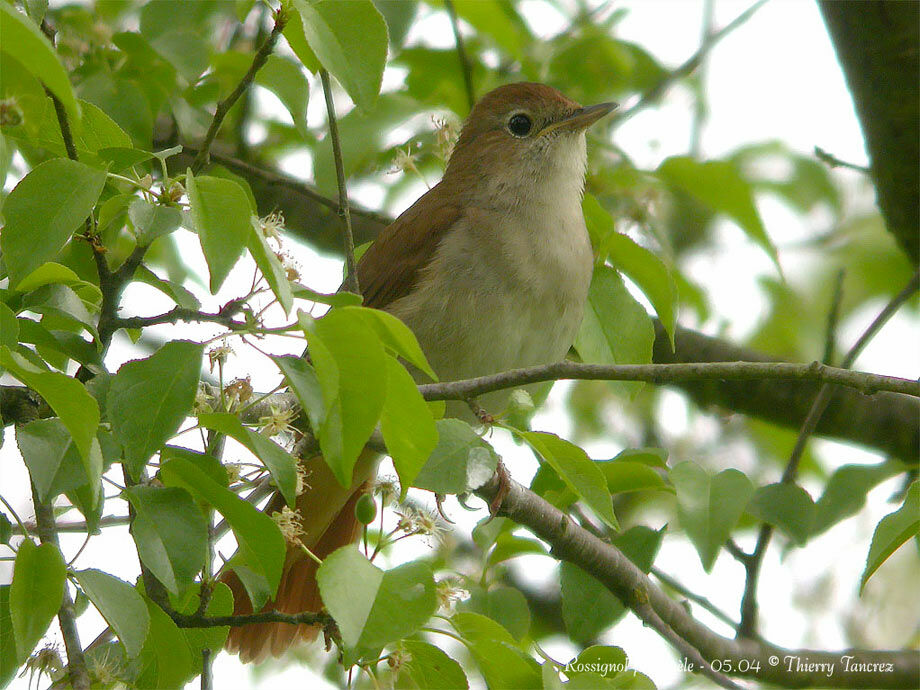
[812,462,902,536]
[670,461,753,571]
[658,156,780,272]
[747,483,815,545]
[860,482,919,593]
[0,2,79,124]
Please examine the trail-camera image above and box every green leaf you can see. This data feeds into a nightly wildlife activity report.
[315,546,383,648]
[15,262,102,306]
[342,305,437,380]
[657,156,780,271]
[248,216,294,315]
[860,482,920,593]
[670,462,754,571]
[291,0,387,110]
[129,198,182,246]
[186,170,253,293]
[747,483,815,545]
[398,639,469,690]
[0,302,18,349]
[136,597,194,689]
[574,264,654,398]
[0,586,15,687]
[520,431,618,529]
[10,540,65,663]
[597,457,669,495]
[0,3,79,124]
[160,457,285,595]
[812,462,901,536]
[567,645,628,679]
[197,412,298,508]
[257,55,310,137]
[108,340,203,477]
[123,486,208,596]
[356,560,437,650]
[16,418,99,503]
[561,526,662,643]
[178,582,233,662]
[291,284,363,307]
[381,355,438,498]
[0,158,107,287]
[448,612,541,688]
[300,309,387,487]
[272,355,325,429]
[74,569,149,658]
[485,534,547,569]
[600,232,676,348]
[0,345,99,466]
[461,586,530,641]
[413,419,498,495]
[134,265,201,310]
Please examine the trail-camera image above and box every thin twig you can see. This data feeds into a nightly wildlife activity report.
[417,360,920,401]
[736,268,920,638]
[689,0,715,157]
[31,486,90,690]
[320,70,360,295]
[651,567,744,634]
[814,146,871,174]
[444,0,475,112]
[614,0,768,125]
[112,306,246,331]
[190,5,289,174]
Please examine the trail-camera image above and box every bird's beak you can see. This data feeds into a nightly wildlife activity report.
[540,102,618,136]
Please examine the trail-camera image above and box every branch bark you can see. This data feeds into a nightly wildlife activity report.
[474,472,920,688]
[819,1,919,263]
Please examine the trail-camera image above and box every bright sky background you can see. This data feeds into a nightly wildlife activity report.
[2,1,918,689]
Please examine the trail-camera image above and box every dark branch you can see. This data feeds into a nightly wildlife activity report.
[819,1,919,263]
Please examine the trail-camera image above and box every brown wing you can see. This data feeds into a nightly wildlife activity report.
[356,181,462,310]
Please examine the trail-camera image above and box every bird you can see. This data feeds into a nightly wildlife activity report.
[223,82,616,662]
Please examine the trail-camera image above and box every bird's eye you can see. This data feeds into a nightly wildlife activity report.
[508,113,533,137]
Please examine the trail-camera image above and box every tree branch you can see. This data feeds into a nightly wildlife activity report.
[418,360,920,401]
[819,1,919,263]
[320,70,360,295]
[168,609,330,629]
[473,472,920,688]
[190,5,289,175]
[31,486,90,690]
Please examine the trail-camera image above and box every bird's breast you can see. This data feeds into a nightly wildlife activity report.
[386,199,593,415]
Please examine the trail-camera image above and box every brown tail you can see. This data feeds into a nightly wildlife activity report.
[222,452,378,663]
